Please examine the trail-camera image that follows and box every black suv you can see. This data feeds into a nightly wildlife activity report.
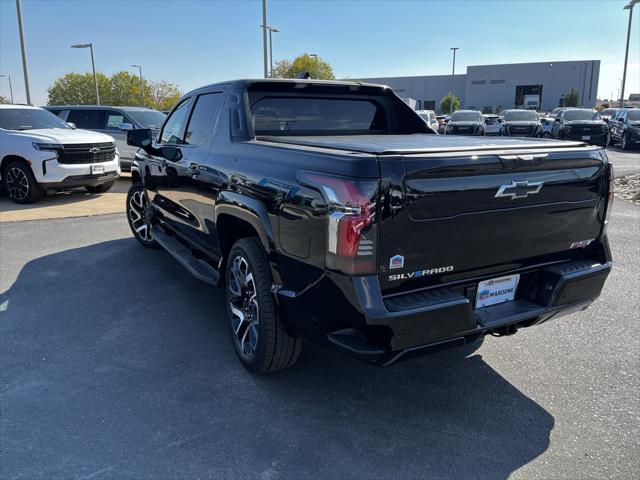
[444,110,485,136]
[499,109,543,137]
[552,108,608,147]
[124,79,612,373]
[608,108,640,150]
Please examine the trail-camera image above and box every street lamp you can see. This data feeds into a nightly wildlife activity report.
[131,64,144,107]
[71,43,100,105]
[15,0,31,104]
[0,74,13,103]
[449,47,459,115]
[620,0,639,107]
[261,25,279,77]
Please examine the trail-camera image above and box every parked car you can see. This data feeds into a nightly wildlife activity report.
[124,78,612,373]
[483,114,502,135]
[435,115,448,134]
[0,105,119,203]
[444,110,485,135]
[548,107,577,119]
[552,108,608,147]
[599,108,618,124]
[499,109,543,137]
[416,109,439,132]
[540,117,555,138]
[45,105,166,171]
[608,108,640,150]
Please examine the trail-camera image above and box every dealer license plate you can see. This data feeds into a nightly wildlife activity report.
[91,165,104,175]
[581,135,590,141]
[475,274,520,309]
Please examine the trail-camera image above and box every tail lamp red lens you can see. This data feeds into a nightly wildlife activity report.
[298,171,378,275]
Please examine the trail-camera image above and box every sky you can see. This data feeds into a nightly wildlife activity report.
[0,0,638,106]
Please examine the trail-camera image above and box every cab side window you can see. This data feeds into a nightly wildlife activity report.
[184,92,224,145]
[66,109,106,129]
[106,112,126,129]
[159,100,190,145]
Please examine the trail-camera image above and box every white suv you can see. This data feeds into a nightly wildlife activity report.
[0,105,120,203]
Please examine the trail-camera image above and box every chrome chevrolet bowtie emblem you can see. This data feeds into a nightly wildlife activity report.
[495,180,543,199]
[89,147,100,154]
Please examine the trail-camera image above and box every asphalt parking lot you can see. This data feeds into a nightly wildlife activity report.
[1,150,639,480]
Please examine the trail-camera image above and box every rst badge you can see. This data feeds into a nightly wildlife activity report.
[389,255,404,269]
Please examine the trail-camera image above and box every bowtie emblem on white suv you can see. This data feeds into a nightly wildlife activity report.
[89,147,101,154]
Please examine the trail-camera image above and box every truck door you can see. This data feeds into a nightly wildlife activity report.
[144,98,193,223]
[165,90,227,255]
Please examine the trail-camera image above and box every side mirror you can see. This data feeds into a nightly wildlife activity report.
[118,122,134,131]
[66,122,76,129]
[127,128,152,148]
[555,118,561,123]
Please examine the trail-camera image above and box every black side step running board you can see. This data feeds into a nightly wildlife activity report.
[152,227,220,286]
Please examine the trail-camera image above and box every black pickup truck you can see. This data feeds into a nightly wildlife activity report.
[125,79,613,373]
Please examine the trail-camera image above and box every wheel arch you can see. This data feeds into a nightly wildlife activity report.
[214,191,275,258]
[0,155,33,179]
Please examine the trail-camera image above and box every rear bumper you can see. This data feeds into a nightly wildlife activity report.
[280,259,611,366]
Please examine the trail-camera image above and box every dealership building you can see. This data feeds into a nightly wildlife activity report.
[361,60,600,113]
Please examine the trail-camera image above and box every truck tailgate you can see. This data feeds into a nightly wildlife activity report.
[378,147,608,292]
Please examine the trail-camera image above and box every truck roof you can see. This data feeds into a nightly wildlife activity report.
[185,78,392,96]
[257,134,589,155]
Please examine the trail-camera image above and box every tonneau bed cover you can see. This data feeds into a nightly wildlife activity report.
[257,134,587,155]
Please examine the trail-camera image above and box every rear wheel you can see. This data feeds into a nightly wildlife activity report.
[225,237,302,373]
[126,182,159,248]
[85,181,114,194]
[3,160,41,204]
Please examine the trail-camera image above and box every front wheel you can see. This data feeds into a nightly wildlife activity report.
[226,237,302,373]
[85,181,114,194]
[3,160,41,204]
[621,133,630,150]
[126,182,159,248]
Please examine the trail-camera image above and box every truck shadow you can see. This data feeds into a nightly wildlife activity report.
[0,238,553,479]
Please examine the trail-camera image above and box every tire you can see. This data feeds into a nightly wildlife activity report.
[3,160,41,204]
[85,181,114,194]
[126,182,159,248]
[225,237,302,373]
[621,133,630,150]
[543,132,552,139]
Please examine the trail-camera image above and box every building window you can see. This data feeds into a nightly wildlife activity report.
[471,80,487,85]
[490,79,506,84]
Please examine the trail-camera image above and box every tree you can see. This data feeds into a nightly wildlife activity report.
[271,53,335,80]
[564,89,579,107]
[0,95,10,104]
[147,80,182,111]
[47,72,110,105]
[440,92,460,114]
[47,71,182,110]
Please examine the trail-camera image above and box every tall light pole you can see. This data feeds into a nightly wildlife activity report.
[261,0,268,78]
[0,74,14,103]
[15,0,31,105]
[261,25,279,77]
[71,43,100,105]
[620,0,639,107]
[132,64,144,107]
[449,47,459,115]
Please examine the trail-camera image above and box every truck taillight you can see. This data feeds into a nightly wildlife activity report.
[605,162,614,225]
[299,171,378,275]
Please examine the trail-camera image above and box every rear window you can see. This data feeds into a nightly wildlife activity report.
[250,97,387,134]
